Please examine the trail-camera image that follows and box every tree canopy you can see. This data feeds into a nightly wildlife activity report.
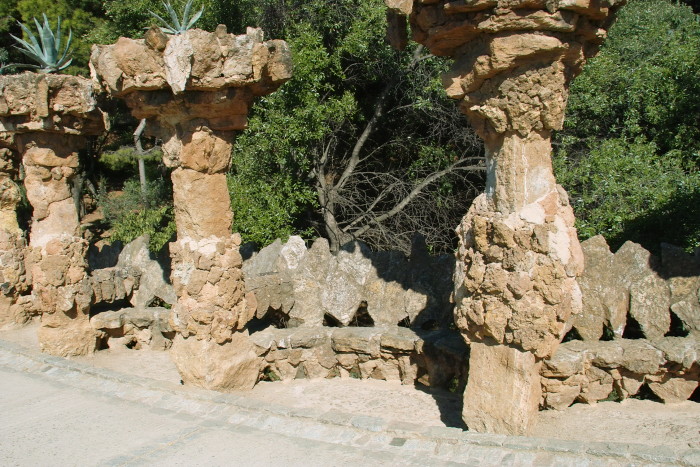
[555,0,700,253]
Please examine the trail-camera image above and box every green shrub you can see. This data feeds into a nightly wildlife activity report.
[99,177,176,252]
[554,137,700,253]
[227,173,316,247]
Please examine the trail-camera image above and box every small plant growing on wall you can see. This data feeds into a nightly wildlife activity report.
[10,14,73,73]
[149,0,204,35]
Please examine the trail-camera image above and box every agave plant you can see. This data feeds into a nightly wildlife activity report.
[149,0,204,35]
[10,14,73,73]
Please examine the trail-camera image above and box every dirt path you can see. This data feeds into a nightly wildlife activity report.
[2,322,698,450]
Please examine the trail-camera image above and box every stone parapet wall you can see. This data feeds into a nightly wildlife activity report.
[250,326,467,389]
[572,236,700,340]
[539,235,700,409]
[542,337,699,409]
[90,307,174,351]
[243,236,454,330]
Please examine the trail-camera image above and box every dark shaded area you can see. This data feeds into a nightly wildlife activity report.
[681,0,700,14]
[562,326,583,343]
[690,384,700,403]
[414,382,466,429]
[246,307,290,332]
[631,383,663,402]
[348,302,374,327]
[622,313,646,340]
[397,317,411,328]
[322,313,342,327]
[89,298,131,317]
[601,323,615,341]
[607,188,700,256]
[665,311,690,337]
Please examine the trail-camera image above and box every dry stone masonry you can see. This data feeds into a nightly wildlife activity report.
[0,132,30,327]
[540,236,699,408]
[91,26,292,390]
[385,0,625,435]
[243,236,454,329]
[0,73,106,356]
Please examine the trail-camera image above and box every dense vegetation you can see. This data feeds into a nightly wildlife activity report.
[2,0,698,254]
[554,0,700,253]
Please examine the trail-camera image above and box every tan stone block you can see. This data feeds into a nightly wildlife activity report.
[463,343,542,435]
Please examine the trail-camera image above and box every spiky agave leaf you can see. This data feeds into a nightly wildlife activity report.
[10,14,73,73]
[148,0,204,35]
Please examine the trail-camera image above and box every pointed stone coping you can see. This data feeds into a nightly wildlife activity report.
[90,27,292,98]
[0,337,697,465]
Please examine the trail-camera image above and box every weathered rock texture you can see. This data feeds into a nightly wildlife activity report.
[91,26,292,390]
[542,338,699,409]
[243,236,454,329]
[0,74,105,355]
[571,236,700,341]
[250,326,467,389]
[89,235,176,310]
[91,306,174,351]
[385,0,625,435]
[0,133,30,327]
[540,236,700,407]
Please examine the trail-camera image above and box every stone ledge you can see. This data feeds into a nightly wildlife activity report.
[0,337,695,466]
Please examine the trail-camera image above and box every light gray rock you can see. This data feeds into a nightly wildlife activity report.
[613,241,671,340]
[573,236,628,340]
[290,237,333,326]
[244,236,455,330]
[629,273,671,340]
[651,336,699,370]
[117,235,176,308]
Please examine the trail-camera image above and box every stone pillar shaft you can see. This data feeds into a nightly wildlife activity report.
[0,135,29,327]
[385,0,625,435]
[0,73,105,355]
[91,26,292,390]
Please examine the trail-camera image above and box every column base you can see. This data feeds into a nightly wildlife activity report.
[462,342,542,436]
[170,333,262,391]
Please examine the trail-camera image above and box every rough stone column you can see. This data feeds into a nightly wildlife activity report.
[91,26,292,390]
[0,74,105,356]
[385,0,625,434]
[0,132,30,327]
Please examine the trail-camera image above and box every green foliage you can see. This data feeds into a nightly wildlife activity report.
[11,14,73,72]
[554,138,700,253]
[232,0,480,251]
[149,0,203,35]
[99,177,176,252]
[556,0,700,252]
[92,0,253,44]
[228,173,316,247]
[99,146,162,173]
[562,0,700,161]
[2,0,105,74]
[0,48,10,74]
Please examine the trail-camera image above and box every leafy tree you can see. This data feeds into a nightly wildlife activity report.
[231,0,484,253]
[555,0,700,252]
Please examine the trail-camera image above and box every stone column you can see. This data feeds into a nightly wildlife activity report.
[91,26,292,390]
[385,0,625,434]
[0,73,106,355]
[0,133,29,327]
